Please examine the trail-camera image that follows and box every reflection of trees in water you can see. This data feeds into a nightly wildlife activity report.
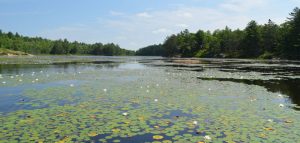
[272,79,300,108]
[95,63,120,69]
[219,66,300,76]
[0,62,121,75]
[242,79,300,108]
[198,77,300,108]
[0,64,47,74]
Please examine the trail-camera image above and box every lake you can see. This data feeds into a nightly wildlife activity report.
[0,56,300,143]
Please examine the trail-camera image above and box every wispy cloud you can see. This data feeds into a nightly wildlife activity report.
[41,6,254,50]
[220,0,266,12]
[152,28,172,34]
[40,0,292,50]
[289,0,300,4]
[136,12,152,18]
[176,24,189,28]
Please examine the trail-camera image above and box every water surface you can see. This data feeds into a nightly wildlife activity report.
[0,56,299,143]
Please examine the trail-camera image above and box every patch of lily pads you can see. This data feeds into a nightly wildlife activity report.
[1,57,300,143]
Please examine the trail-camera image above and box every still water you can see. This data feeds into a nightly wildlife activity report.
[0,56,299,143]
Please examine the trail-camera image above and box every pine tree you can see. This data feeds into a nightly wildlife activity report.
[262,20,279,51]
[241,20,262,58]
[283,7,300,59]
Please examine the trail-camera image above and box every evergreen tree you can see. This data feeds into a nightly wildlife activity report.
[50,40,64,54]
[241,20,262,58]
[136,44,165,56]
[262,20,279,53]
[283,7,300,59]
[162,35,179,57]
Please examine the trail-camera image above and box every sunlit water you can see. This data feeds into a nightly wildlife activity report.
[0,56,300,143]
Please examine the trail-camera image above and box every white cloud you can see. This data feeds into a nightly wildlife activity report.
[136,12,152,18]
[40,0,292,50]
[220,0,266,12]
[41,7,252,50]
[177,12,193,18]
[115,36,127,40]
[152,28,172,34]
[289,0,300,4]
[100,7,255,49]
[129,42,139,47]
[176,24,189,28]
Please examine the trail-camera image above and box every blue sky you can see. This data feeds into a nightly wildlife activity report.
[0,0,299,50]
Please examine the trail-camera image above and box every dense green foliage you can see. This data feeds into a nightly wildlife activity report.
[0,31,134,56]
[161,7,300,60]
[135,44,166,56]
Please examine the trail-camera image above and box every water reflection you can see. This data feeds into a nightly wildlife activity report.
[157,58,300,76]
[156,58,300,111]
[1,58,299,112]
[0,62,122,75]
[198,77,300,110]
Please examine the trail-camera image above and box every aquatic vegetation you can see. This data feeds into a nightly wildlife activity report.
[0,57,300,142]
[153,135,164,140]
[193,121,198,125]
[204,135,212,140]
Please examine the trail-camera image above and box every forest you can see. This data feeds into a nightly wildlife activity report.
[137,7,300,60]
[0,31,134,56]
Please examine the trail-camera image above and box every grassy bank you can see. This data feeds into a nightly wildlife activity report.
[0,48,32,56]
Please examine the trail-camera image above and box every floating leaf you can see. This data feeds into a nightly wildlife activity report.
[153,135,164,140]
[264,127,274,131]
[285,120,293,123]
[88,132,98,137]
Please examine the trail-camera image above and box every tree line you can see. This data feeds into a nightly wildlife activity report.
[138,7,300,60]
[0,31,134,56]
[1,7,299,59]
[135,44,166,56]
